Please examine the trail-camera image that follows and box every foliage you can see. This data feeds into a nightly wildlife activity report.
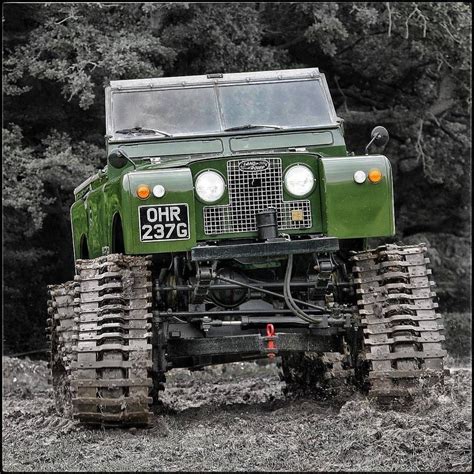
[156,3,287,74]
[443,313,472,359]
[3,3,175,109]
[3,126,49,234]
[2,125,100,352]
[2,2,471,352]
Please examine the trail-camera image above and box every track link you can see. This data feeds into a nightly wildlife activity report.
[351,243,447,399]
[48,254,153,426]
[47,281,79,415]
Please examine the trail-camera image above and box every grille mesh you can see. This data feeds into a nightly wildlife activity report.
[203,158,312,235]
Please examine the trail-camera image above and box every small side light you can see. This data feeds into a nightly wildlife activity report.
[368,168,383,183]
[152,184,166,198]
[137,184,151,200]
[353,170,367,184]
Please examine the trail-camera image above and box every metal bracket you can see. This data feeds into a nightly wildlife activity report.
[201,316,212,333]
[191,263,215,304]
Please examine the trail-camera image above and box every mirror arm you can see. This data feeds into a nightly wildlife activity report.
[364,134,379,155]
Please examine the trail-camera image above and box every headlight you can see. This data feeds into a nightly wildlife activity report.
[284,165,315,196]
[195,171,226,203]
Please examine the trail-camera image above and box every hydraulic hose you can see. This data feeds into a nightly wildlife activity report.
[283,254,325,325]
[214,257,328,324]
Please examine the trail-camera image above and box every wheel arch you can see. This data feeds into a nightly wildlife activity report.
[70,199,89,261]
[111,211,126,254]
[79,234,90,259]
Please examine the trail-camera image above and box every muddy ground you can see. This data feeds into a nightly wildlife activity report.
[2,356,472,472]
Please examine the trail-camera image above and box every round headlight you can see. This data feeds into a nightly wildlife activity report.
[195,171,226,203]
[284,165,315,197]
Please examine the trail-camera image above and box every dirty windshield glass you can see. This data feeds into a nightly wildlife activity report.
[219,80,332,129]
[111,79,333,137]
[112,87,221,135]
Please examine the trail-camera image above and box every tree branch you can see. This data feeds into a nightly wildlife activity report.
[333,76,349,113]
[386,2,393,37]
[274,35,306,50]
[427,76,457,116]
[332,87,385,109]
[337,109,407,125]
[405,3,428,39]
[338,75,458,126]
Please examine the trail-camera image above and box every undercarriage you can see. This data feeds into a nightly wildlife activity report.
[47,239,447,426]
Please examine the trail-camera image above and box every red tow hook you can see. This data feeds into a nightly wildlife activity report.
[266,323,277,359]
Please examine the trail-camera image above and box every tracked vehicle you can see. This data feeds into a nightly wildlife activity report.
[47,68,447,425]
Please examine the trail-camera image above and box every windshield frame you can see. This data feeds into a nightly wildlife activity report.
[105,70,339,142]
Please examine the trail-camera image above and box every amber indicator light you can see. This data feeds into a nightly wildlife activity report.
[368,169,383,183]
[137,184,151,199]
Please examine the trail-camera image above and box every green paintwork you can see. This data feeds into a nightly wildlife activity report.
[125,168,197,253]
[318,155,395,238]
[113,138,224,159]
[71,128,349,259]
[229,131,333,152]
[70,72,395,260]
[105,128,347,163]
[71,147,395,258]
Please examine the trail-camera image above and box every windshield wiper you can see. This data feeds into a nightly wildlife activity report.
[223,124,285,132]
[115,127,173,137]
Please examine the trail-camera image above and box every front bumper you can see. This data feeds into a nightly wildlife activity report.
[191,235,339,261]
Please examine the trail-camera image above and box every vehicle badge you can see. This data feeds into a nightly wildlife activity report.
[239,160,270,172]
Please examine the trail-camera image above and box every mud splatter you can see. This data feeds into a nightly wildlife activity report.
[2,357,472,472]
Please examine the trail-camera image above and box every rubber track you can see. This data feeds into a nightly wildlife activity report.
[47,281,79,415]
[351,243,447,398]
[52,254,153,426]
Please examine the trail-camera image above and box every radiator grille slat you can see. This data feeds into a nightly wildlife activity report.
[203,158,312,235]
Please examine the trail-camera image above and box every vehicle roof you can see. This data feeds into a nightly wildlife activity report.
[108,68,322,90]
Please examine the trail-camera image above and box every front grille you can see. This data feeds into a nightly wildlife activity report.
[203,158,312,235]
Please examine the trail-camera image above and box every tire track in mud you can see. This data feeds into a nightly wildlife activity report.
[2,357,472,472]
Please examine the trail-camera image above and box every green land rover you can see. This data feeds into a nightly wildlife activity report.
[47,68,446,426]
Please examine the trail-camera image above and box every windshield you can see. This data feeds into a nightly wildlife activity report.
[112,87,221,135]
[109,79,335,138]
[219,81,332,129]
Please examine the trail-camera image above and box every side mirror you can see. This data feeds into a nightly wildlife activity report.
[371,126,389,147]
[365,126,389,154]
[108,149,135,169]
